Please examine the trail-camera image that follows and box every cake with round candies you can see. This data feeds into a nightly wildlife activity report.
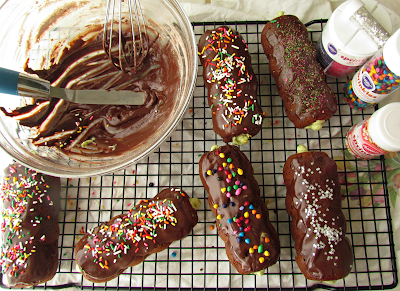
[199,145,280,274]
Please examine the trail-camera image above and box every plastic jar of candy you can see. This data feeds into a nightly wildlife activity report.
[344,28,400,110]
[316,0,391,79]
[346,102,400,159]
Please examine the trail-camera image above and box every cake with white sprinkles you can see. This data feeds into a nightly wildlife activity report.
[283,150,353,281]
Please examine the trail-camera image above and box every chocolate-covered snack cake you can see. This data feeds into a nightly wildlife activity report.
[283,149,353,281]
[199,145,280,274]
[261,15,337,130]
[0,163,61,288]
[75,188,198,283]
[198,26,265,145]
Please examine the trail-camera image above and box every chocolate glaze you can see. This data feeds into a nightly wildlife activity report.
[198,26,264,144]
[199,145,280,274]
[261,15,337,128]
[283,151,353,281]
[1,25,180,156]
[75,188,198,283]
[0,163,60,288]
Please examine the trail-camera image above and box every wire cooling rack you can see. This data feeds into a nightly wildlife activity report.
[1,20,397,290]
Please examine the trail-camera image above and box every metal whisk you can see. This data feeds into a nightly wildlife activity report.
[103,0,149,73]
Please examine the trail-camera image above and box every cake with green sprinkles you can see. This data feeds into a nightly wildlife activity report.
[199,145,280,274]
[74,188,198,283]
[0,162,60,288]
[283,150,353,280]
[261,15,337,130]
[198,26,265,145]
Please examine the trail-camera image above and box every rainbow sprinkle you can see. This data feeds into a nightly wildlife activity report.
[82,195,180,268]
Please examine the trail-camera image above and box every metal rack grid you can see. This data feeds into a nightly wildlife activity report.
[1,20,397,290]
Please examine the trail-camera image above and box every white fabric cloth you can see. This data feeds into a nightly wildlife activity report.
[1,0,400,290]
[180,0,332,23]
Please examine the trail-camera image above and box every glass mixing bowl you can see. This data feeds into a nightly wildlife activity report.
[0,0,197,177]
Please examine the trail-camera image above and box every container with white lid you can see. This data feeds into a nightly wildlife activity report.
[345,102,400,159]
[316,0,392,78]
[344,28,400,110]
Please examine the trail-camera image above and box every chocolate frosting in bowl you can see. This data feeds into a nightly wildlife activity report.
[1,25,180,157]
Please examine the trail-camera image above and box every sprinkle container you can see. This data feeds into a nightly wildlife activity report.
[345,102,400,159]
[316,0,391,78]
[344,28,400,110]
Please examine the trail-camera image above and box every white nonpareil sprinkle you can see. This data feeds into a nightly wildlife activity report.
[296,162,342,262]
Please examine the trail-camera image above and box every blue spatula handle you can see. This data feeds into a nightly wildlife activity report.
[0,67,20,96]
